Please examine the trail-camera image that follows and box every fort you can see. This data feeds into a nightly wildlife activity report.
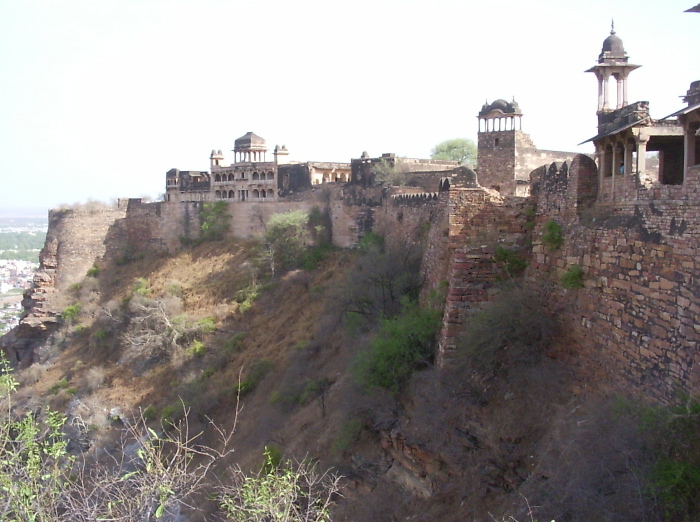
[6,24,700,404]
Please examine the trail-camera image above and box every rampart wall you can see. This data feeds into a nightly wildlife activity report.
[527,159,700,402]
[438,154,700,402]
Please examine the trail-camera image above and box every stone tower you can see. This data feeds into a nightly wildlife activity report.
[585,22,640,115]
[477,98,533,195]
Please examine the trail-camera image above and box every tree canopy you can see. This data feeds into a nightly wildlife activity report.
[430,138,477,166]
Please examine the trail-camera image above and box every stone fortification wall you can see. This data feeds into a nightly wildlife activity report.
[1,203,127,363]
[527,157,700,402]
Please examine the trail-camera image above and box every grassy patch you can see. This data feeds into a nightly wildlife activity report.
[561,264,584,289]
[542,219,563,250]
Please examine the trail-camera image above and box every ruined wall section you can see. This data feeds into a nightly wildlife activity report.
[527,156,700,402]
[437,188,532,364]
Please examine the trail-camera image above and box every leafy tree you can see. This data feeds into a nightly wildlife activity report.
[262,210,310,276]
[372,159,409,187]
[200,201,231,242]
[430,138,477,166]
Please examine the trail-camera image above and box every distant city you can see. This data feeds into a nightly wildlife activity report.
[0,217,47,334]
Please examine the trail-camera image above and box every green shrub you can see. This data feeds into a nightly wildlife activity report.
[86,264,99,277]
[235,284,259,313]
[199,368,216,381]
[142,405,157,421]
[133,277,150,296]
[187,340,206,358]
[358,231,384,253]
[160,402,185,424]
[542,219,563,250]
[48,379,70,395]
[93,328,108,341]
[233,359,274,397]
[223,333,246,354]
[561,264,585,289]
[331,418,363,456]
[61,303,81,322]
[194,317,216,334]
[354,300,441,394]
[494,246,527,278]
[301,242,336,270]
[262,445,283,474]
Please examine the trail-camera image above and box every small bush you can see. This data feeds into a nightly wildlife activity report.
[62,303,81,322]
[561,264,584,289]
[542,219,563,250]
[223,333,246,354]
[235,284,259,313]
[331,418,363,456]
[459,287,554,374]
[48,378,71,395]
[160,401,185,424]
[234,359,274,397]
[194,317,216,334]
[86,264,99,277]
[132,277,150,296]
[354,300,441,394]
[494,246,527,278]
[187,340,206,358]
[301,242,336,270]
[142,405,157,421]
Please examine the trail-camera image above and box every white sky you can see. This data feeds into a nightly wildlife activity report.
[1,0,698,215]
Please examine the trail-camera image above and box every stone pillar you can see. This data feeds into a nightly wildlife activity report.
[622,74,629,106]
[602,73,611,111]
[636,135,650,181]
[624,139,634,175]
[685,122,699,174]
[595,142,604,196]
[615,75,623,109]
[597,75,604,112]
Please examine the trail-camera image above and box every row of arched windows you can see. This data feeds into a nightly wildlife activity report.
[214,189,275,200]
[213,171,275,183]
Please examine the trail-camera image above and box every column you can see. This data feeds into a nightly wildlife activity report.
[684,122,699,174]
[622,74,629,106]
[615,75,623,109]
[595,143,604,196]
[602,73,611,111]
[597,76,604,112]
[624,139,634,175]
[636,135,650,180]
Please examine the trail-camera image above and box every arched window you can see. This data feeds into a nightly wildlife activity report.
[215,190,222,199]
[267,171,274,180]
[253,189,259,199]
[266,189,273,199]
[260,172,266,180]
[253,172,259,180]
[228,190,235,199]
[228,174,234,182]
[215,174,221,182]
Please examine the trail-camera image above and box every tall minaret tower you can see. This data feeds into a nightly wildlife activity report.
[585,22,641,115]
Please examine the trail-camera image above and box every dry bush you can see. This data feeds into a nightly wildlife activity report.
[458,285,555,376]
[513,396,661,522]
[81,366,106,392]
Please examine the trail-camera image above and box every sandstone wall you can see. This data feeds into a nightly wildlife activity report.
[526,158,700,402]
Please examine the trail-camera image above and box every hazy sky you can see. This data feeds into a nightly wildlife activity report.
[1,0,698,215]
